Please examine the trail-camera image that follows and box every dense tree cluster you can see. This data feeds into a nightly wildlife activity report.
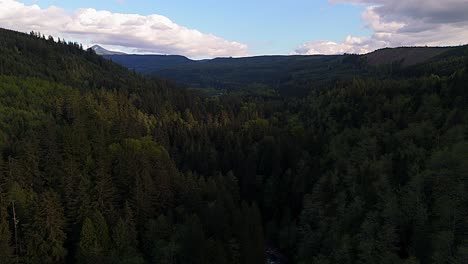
[0,28,467,264]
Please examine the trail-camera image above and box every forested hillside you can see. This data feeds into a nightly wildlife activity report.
[105,54,368,96]
[0,28,266,264]
[104,45,468,97]
[0,28,467,264]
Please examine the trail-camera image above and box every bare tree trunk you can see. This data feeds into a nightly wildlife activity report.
[11,201,19,263]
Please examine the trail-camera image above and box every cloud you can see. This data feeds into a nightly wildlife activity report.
[295,36,378,55]
[0,0,248,58]
[296,0,468,55]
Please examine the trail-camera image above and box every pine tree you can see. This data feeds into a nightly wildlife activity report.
[92,159,116,220]
[0,160,13,263]
[238,201,267,264]
[25,191,67,263]
[249,203,266,264]
[110,203,144,264]
[0,204,14,264]
[77,217,99,264]
[93,211,111,255]
[180,215,206,264]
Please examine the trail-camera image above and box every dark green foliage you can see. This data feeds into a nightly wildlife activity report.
[106,53,371,96]
[77,217,100,263]
[0,28,467,264]
[106,45,468,97]
[0,202,14,263]
[76,212,111,263]
[25,191,67,263]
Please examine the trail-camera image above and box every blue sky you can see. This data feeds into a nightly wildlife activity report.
[24,0,370,55]
[3,0,467,58]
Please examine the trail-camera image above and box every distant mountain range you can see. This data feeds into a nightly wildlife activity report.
[97,44,468,95]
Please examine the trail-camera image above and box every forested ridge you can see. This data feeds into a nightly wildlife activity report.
[0,28,467,264]
[104,44,468,97]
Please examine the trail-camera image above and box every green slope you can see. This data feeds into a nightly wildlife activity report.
[103,45,467,96]
[363,46,453,66]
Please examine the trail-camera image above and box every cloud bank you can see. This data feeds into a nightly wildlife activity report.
[296,0,468,55]
[0,0,248,58]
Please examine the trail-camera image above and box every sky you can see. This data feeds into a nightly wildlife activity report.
[0,0,467,58]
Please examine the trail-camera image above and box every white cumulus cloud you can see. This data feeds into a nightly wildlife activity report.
[0,0,248,58]
[296,0,468,55]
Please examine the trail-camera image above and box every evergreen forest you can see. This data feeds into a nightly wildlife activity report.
[0,28,467,264]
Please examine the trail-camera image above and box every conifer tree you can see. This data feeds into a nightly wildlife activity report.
[25,191,67,263]
[77,217,99,264]
[0,204,14,264]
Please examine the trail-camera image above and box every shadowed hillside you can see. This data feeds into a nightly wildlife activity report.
[105,54,194,74]
[363,46,453,66]
[105,54,369,96]
[103,45,468,96]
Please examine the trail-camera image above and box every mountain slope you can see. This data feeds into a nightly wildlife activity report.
[103,45,467,96]
[0,28,137,90]
[104,54,194,74]
[362,46,453,66]
[104,54,369,96]
[0,27,268,264]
